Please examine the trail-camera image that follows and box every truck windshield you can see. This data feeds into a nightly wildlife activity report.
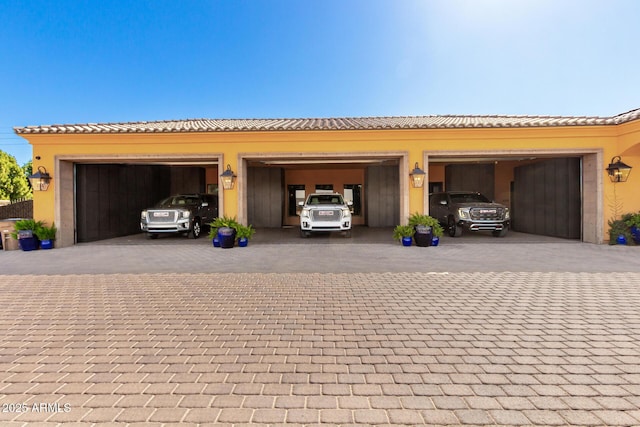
[159,196,199,206]
[450,193,491,203]
[307,195,344,205]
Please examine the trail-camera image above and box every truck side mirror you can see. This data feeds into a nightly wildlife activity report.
[298,201,304,207]
[439,200,447,206]
[347,201,353,206]
[201,202,209,207]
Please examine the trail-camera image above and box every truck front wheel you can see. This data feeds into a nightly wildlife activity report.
[191,219,202,239]
[448,216,462,237]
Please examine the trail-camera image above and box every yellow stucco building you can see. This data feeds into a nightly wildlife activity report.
[15,108,640,247]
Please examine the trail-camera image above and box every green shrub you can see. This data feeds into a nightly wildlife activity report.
[235,224,255,240]
[208,216,240,239]
[10,219,44,239]
[407,212,444,237]
[608,218,632,245]
[34,222,57,240]
[393,224,415,241]
[624,212,640,229]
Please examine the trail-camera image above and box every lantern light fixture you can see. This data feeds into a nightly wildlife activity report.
[606,156,632,183]
[28,166,52,191]
[220,164,237,190]
[410,162,426,188]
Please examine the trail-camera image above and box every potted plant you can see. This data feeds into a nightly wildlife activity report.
[624,212,640,244]
[235,224,255,247]
[209,216,239,248]
[408,212,444,246]
[607,218,631,245]
[393,224,415,246]
[11,219,44,251]
[34,222,57,249]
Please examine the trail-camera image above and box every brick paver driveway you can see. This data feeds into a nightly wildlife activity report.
[1,236,640,425]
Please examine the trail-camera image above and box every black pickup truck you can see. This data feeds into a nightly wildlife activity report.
[429,191,510,237]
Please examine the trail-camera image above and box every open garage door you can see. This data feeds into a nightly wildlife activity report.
[430,155,585,241]
[76,164,206,242]
[243,157,402,230]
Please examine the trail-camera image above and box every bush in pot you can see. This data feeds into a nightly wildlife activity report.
[623,212,640,244]
[34,222,57,249]
[11,219,44,251]
[208,216,240,248]
[608,218,631,245]
[408,212,444,246]
[393,224,415,246]
[235,224,255,247]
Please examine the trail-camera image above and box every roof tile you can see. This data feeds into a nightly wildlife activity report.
[13,108,640,135]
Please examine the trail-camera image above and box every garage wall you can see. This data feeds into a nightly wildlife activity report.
[247,167,283,227]
[365,165,399,226]
[170,167,206,194]
[513,158,581,239]
[445,164,496,199]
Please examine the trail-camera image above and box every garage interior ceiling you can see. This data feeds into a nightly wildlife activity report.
[429,154,581,163]
[259,159,396,165]
[72,160,218,166]
[250,158,399,168]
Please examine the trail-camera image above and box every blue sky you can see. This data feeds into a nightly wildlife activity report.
[2,0,639,165]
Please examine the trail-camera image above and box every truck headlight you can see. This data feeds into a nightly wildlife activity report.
[141,210,147,221]
[181,211,191,219]
[342,208,351,216]
[300,209,310,218]
[505,208,510,220]
[458,208,470,220]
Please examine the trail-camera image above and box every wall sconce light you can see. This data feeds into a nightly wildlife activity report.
[220,164,237,190]
[410,162,426,188]
[28,166,52,191]
[606,156,632,183]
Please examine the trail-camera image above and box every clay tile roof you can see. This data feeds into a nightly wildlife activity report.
[13,108,640,135]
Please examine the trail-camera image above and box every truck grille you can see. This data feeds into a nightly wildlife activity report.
[311,209,342,222]
[147,210,178,223]
[470,207,505,221]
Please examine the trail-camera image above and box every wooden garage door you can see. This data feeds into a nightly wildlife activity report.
[76,164,171,242]
[365,165,399,227]
[513,158,581,239]
[247,167,284,227]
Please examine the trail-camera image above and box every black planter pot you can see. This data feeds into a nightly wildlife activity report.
[413,225,433,247]
[18,236,40,251]
[218,227,236,249]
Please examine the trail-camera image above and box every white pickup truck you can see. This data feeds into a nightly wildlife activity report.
[298,192,352,238]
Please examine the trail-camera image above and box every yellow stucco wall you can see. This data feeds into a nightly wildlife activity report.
[20,120,640,244]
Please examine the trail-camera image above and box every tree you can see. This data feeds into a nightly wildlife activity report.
[0,150,32,201]
[22,160,33,191]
